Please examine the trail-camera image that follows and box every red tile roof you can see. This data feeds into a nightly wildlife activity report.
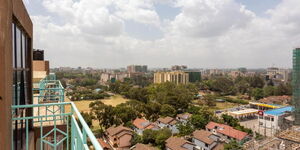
[133,118,155,129]
[193,130,214,145]
[165,137,194,150]
[206,122,248,141]
[132,144,158,150]
[158,116,177,125]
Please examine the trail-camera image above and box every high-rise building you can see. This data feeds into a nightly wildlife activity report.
[0,1,102,149]
[293,48,300,125]
[171,65,187,71]
[127,65,148,73]
[186,71,201,83]
[154,71,189,84]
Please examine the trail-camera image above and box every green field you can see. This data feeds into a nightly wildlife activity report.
[65,94,130,113]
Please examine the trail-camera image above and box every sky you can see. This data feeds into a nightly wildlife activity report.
[23,0,300,68]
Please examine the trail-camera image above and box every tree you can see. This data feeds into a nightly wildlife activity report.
[211,77,235,95]
[144,102,161,121]
[248,75,265,88]
[263,86,275,97]
[202,94,217,107]
[142,129,157,144]
[178,122,195,136]
[190,114,208,129]
[275,83,292,96]
[80,112,94,128]
[224,140,242,150]
[251,88,264,100]
[114,104,141,124]
[155,128,172,149]
[131,133,142,146]
[222,114,239,127]
[235,79,250,94]
[160,104,176,117]
[89,101,116,129]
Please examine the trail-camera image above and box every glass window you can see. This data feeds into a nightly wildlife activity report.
[16,28,21,68]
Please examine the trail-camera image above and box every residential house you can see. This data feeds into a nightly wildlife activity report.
[157,117,179,134]
[165,137,195,150]
[206,122,248,143]
[192,130,219,150]
[176,113,192,124]
[132,118,158,135]
[130,143,158,150]
[106,125,133,149]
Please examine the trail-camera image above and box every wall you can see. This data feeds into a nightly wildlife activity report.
[0,0,32,149]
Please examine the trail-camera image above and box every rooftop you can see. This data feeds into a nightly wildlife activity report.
[206,121,248,141]
[264,106,293,116]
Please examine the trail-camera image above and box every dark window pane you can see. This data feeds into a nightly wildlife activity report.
[22,33,25,68]
[16,28,22,68]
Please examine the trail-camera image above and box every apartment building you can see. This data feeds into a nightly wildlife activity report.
[154,71,189,84]
[127,65,148,73]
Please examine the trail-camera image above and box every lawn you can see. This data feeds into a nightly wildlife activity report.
[65,94,130,113]
[211,102,240,111]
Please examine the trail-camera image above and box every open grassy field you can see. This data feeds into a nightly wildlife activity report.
[65,95,130,113]
[211,102,240,111]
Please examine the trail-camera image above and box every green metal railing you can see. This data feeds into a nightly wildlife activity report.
[12,73,103,150]
[36,73,64,103]
[12,102,102,150]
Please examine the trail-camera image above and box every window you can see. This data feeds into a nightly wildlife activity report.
[205,143,208,147]
[271,118,274,121]
[12,22,31,150]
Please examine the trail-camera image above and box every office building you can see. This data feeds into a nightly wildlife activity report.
[127,65,147,73]
[171,65,187,71]
[0,1,102,149]
[186,71,201,83]
[154,71,189,84]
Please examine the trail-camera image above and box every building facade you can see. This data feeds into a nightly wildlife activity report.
[127,65,147,73]
[0,0,33,149]
[293,48,300,125]
[154,71,189,84]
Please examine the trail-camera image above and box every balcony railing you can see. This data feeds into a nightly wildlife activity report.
[12,73,102,150]
[12,102,102,150]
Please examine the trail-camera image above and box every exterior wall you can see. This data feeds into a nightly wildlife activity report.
[258,115,280,130]
[157,122,179,134]
[193,138,216,150]
[0,0,33,149]
[154,71,189,84]
[182,143,194,150]
[134,128,143,135]
[33,60,49,73]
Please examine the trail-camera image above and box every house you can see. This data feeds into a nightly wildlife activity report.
[157,116,179,134]
[176,113,192,124]
[97,138,112,150]
[206,122,248,143]
[130,143,158,150]
[132,118,158,135]
[165,137,195,150]
[192,130,219,150]
[106,125,133,149]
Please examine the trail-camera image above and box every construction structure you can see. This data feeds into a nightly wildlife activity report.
[293,48,300,125]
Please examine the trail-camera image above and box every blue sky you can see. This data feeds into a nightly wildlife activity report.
[24,0,300,68]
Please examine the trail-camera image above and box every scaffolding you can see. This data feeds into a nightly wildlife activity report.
[293,48,300,125]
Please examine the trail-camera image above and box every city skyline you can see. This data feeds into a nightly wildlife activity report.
[24,0,300,68]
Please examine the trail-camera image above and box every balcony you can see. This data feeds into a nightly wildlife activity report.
[12,74,102,150]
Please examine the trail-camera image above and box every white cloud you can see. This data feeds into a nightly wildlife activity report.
[29,0,300,68]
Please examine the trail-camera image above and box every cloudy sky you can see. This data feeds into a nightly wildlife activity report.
[24,0,300,68]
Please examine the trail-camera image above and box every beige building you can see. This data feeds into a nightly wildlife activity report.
[154,71,189,84]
